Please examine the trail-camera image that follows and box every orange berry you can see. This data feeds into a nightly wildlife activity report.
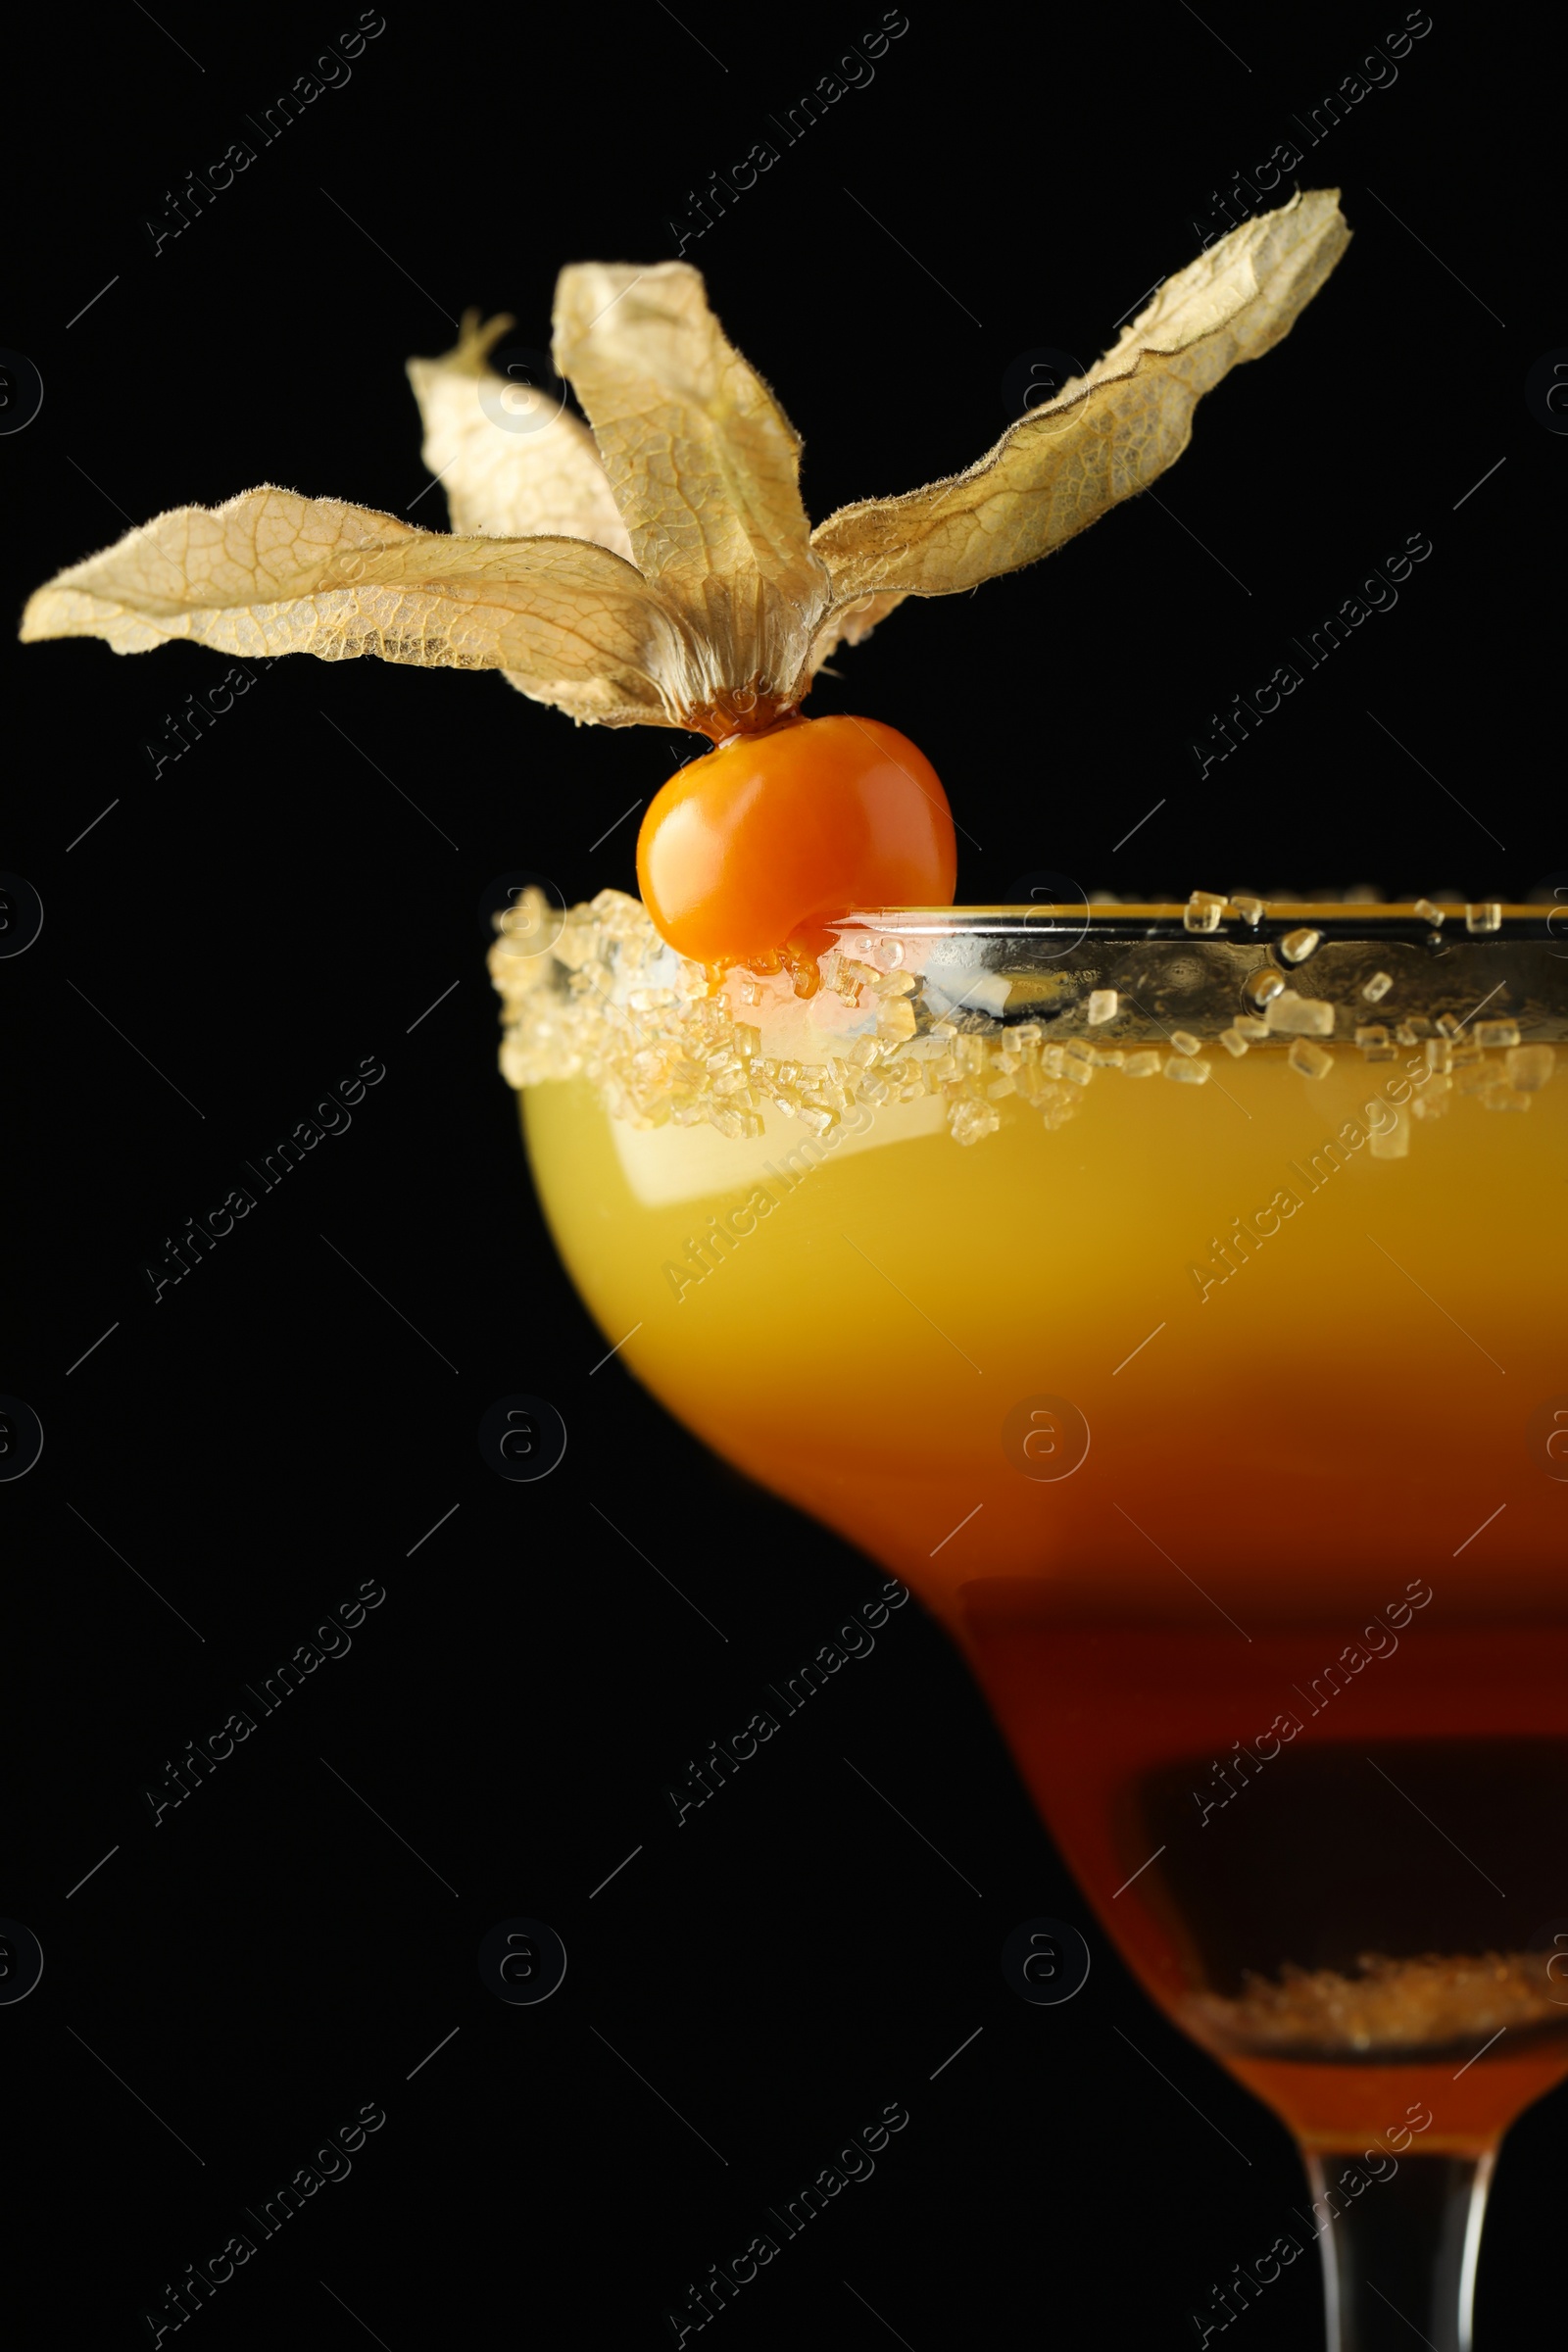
[636,714,956,982]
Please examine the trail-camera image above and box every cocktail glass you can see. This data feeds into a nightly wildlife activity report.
[498,894,1568,2350]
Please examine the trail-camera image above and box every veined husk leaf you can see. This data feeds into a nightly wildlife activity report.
[19,487,684,725]
[552,260,833,716]
[810,189,1349,610]
[406,310,633,557]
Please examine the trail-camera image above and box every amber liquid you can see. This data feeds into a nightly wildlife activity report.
[960,1591,1568,2153]
[523,1046,1568,2151]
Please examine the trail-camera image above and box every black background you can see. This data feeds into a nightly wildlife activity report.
[5,3,1560,2345]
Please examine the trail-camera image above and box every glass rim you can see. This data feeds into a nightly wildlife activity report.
[817,904,1568,1043]
[826,903,1556,944]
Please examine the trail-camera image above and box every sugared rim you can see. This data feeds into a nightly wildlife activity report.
[490,886,1565,1142]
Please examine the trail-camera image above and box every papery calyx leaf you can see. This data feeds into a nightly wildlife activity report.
[20,486,685,726]
[552,262,832,723]
[407,310,633,558]
[809,189,1350,608]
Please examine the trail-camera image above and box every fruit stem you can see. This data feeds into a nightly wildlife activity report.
[684,688,803,747]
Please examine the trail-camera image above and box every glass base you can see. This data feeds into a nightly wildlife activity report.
[1308,2150,1492,2351]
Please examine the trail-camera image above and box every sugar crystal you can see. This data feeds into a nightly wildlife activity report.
[1474,1019,1521,1049]
[1280,927,1321,964]
[1123,1051,1161,1077]
[1265,991,1335,1037]
[1184,891,1226,934]
[1288,1040,1334,1079]
[1170,1029,1201,1055]
[1361,970,1394,1003]
[1218,1027,1249,1057]
[1505,1044,1556,1091]
[1087,989,1118,1024]
[1163,1055,1211,1084]
[949,1099,1000,1146]
[1413,899,1445,925]
[1234,1014,1270,1042]
[1465,903,1502,934]
[1484,1088,1531,1111]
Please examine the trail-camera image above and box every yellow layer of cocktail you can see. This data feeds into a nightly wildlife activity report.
[523,1044,1564,1629]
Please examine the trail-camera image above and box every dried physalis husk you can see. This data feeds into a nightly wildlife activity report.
[23,192,1349,737]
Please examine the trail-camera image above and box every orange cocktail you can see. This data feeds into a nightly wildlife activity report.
[504,896,1568,2199]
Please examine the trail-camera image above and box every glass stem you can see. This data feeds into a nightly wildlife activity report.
[1307,2150,1493,2352]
